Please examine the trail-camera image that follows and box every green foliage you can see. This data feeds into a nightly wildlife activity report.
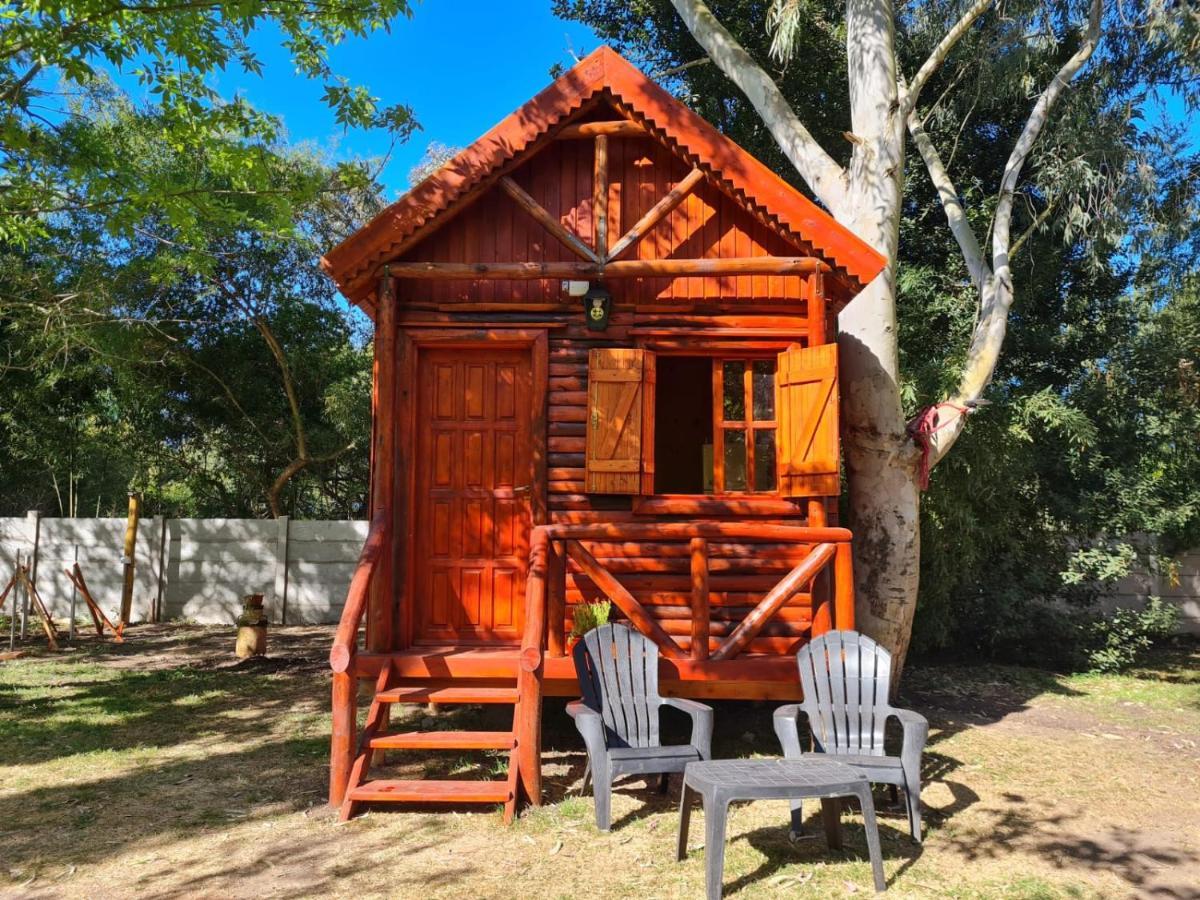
[570,600,613,639]
[408,141,463,187]
[0,93,382,519]
[1085,597,1179,673]
[0,1,416,246]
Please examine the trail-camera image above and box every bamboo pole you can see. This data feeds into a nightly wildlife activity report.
[119,492,140,626]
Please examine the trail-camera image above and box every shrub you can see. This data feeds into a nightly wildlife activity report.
[570,600,612,639]
[1085,596,1179,673]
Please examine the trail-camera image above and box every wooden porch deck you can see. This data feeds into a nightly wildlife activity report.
[329,519,857,819]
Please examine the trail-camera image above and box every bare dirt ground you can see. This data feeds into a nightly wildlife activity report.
[1,624,1197,899]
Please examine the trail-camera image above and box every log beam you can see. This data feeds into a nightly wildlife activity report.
[607,167,706,261]
[556,120,647,139]
[711,543,837,661]
[499,176,598,263]
[564,539,684,659]
[381,256,829,280]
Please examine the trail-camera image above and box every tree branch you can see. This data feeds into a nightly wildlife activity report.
[900,0,995,118]
[928,0,1104,466]
[1010,196,1060,260]
[667,0,847,212]
[906,105,991,290]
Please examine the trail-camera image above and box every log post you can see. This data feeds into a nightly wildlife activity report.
[834,541,855,630]
[593,134,608,256]
[515,527,549,809]
[119,492,140,626]
[689,538,709,660]
[367,273,396,653]
[329,670,357,806]
[546,540,566,658]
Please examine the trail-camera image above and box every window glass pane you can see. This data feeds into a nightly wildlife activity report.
[723,429,747,490]
[754,429,776,492]
[722,360,745,421]
[752,359,776,420]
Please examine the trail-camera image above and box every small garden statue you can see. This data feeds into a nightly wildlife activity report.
[235,593,268,658]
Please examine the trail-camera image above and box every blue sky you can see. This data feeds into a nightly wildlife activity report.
[102,0,1196,202]
[208,2,603,199]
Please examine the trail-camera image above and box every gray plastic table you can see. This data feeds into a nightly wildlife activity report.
[676,758,886,898]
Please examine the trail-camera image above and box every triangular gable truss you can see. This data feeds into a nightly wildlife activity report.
[322,47,886,314]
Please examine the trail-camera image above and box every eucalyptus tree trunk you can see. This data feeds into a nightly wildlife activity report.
[669,0,1102,675]
[834,0,923,673]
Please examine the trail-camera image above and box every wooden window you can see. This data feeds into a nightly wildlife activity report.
[776,342,840,497]
[585,348,655,494]
[587,344,841,500]
[712,358,778,493]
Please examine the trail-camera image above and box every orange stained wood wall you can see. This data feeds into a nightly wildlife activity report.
[383,118,842,657]
[394,133,820,309]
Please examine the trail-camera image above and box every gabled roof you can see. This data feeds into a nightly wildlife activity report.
[322,45,885,308]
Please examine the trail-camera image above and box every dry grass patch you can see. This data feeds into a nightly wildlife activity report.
[1,625,1197,898]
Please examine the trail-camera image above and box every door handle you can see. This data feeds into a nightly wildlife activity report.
[513,484,532,495]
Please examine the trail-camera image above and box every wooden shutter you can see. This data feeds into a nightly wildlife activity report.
[585,348,655,494]
[776,343,840,497]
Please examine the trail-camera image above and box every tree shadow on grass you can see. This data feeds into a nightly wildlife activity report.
[935,798,1200,898]
[0,665,328,766]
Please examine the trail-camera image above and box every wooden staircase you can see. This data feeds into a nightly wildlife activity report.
[339,663,524,823]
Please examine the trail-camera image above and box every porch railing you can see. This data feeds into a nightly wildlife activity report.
[513,521,855,807]
[328,509,389,807]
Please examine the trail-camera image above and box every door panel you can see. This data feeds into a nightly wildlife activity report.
[413,347,533,644]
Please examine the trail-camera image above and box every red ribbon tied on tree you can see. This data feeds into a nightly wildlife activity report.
[906,402,971,490]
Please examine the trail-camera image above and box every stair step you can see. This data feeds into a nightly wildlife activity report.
[375,686,519,705]
[370,730,516,750]
[348,779,512,804]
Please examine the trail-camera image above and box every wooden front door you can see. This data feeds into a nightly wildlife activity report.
[412,347,534,644]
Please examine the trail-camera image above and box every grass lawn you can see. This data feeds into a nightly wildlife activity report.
[1,625,1197,899]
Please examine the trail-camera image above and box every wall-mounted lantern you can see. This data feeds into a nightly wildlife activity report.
[583,283,612,332]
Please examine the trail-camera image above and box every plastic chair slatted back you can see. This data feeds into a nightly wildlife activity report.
[574,623,662,749]
[797,630,891,756]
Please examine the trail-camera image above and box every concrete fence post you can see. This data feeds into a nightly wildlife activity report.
[274,515,290,625]
[25,510,40,587]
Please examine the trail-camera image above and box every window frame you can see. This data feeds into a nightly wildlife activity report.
[639,343,798,513]
[712,357,779,494]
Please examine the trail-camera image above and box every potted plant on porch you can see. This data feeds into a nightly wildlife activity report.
[568,600,612,653]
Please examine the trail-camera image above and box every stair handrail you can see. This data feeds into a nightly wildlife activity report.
[330,509,390,674]
[512,524,551,810]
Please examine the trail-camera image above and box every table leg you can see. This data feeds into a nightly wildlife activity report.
[855,785,887,892]
[821,797,842,850]
[677,783,695,862]
[704,796,728,900]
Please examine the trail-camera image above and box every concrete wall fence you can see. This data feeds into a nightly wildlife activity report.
[0,513,367,625]
[2,513,1198,633]
[1104,544,1200,636]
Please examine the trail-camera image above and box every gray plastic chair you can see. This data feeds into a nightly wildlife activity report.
[568,623,714,831]
[774,630,928,842]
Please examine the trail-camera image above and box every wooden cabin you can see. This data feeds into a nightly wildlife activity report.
[321,46,886,821]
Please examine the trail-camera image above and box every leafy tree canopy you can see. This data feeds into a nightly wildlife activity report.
[0,91,382,519]
[0,0,416,245]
